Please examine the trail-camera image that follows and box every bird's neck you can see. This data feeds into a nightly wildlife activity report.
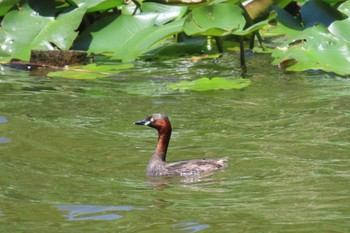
[153,125,172,162]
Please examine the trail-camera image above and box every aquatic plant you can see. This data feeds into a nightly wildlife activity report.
[0,0,349,75]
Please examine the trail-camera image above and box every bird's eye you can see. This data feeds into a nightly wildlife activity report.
[150,117,154,122]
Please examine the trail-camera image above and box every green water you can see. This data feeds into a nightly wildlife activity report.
[0,54,349,232]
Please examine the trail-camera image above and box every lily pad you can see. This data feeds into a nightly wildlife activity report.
[167,77,251,91]
[47,70,108,80]
[272,23,350,76]
[234,10,278,36]
[338,0,350,17]
[74,12,185,62]
[71,0,124,12]
[47,63,133,79]
[81,63,134,74]
[0,0,86,61]
[141,3,187,25]
[183,2,277,37]
[0,0,20,16]
[183,3,245,36]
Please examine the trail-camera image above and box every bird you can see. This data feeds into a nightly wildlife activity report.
[134,113,228,176]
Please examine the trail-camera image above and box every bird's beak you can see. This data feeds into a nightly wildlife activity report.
[133,119,151,126]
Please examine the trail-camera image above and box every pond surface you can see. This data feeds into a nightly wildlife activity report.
[0,54,349,232]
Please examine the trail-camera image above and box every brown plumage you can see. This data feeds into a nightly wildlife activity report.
[134,113,228,176]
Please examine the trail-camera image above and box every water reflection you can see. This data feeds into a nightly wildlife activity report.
[56,204,143,221]
[0,137,10,143]
[173,222,210,232]
[0,116,7,123]
[0,116,10,143]
[147,171,228,192]
[147,174,212,187]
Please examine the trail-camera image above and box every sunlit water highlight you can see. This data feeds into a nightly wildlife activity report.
[0,54,349,232]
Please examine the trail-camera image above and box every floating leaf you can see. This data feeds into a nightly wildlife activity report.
[47,63,133,79]
[47,70,108,80]
[167,77,251,91]
[80,63,134,74]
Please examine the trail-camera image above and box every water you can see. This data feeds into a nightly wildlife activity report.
[0,54,349,232]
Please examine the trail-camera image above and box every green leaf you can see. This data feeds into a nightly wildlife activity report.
[234,10,277,36]
[145,37,207,58]
[47,63,134,79]
[71,0,124,12]
[0,0,86,60]
[116,18,185,61]
[272,24,350,75]
[272,6,303,35]
[329,18,350,42]
[75,12,185,62]
[338,0,350,17]
[141,3,187,25]
[81,63,134,73]
[183,3,246,36]
[47,70,108,80]
[167,77,251,91]
[183,2,276,37]
[0,0,20,16]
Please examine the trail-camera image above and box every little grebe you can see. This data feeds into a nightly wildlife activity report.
[134,113,228,176]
